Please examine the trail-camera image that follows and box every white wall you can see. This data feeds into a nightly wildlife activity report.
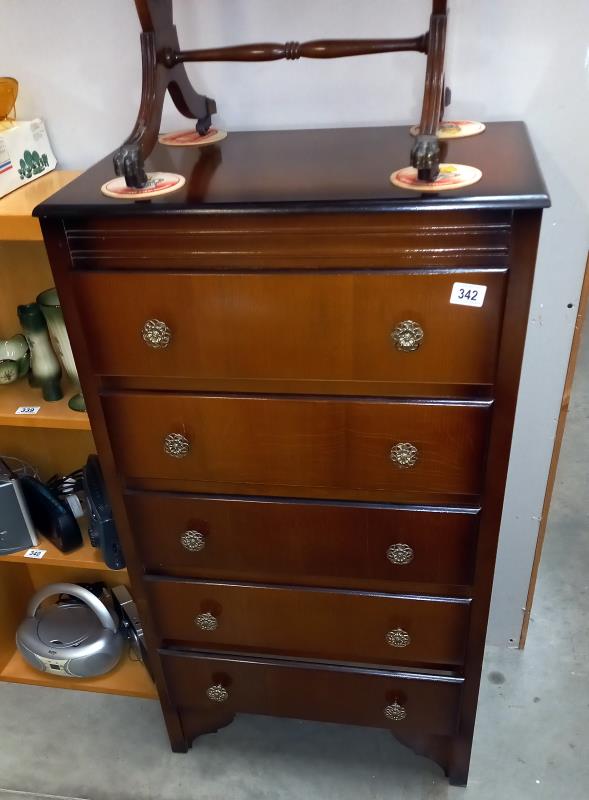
[3,0,589,644]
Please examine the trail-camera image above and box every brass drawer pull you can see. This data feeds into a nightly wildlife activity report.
[386,628,411,648]
[206,684,229,703]
[195,611,218,632]
[387,543,414,565]
[181,530,206,552]
[384,701,407,722]
[390,442,419,468]
[164,432,190,458]
[142,318,172,349]
[391,320,424,352]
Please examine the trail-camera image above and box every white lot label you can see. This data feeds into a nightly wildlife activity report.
[15,406,41,415]
[24,548,47,559]
[450,283,487,308]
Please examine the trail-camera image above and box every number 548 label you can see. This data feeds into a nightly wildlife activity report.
[24,548,46,559]
[450,282,487,308]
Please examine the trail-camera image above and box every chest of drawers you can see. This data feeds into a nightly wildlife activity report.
[38,123,548,786]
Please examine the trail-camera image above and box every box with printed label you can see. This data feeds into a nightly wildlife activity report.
[0,118,57,199]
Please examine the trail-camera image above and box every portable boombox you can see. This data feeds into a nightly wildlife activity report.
[16,582,149,679]
[16,583,124,678]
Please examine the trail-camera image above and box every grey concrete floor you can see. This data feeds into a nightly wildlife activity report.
[0,339,587,800]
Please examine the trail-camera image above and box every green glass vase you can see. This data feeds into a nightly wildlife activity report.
[36,288,85,412]
[17,303,62,401]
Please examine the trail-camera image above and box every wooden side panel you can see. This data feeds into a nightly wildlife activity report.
[0,428,94,479]
[0,565,34,672]
[0,242,54,338]
[448,210,544,784]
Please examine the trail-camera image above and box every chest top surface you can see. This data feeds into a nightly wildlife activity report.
[35,122,550,217]
[36,123,548,220]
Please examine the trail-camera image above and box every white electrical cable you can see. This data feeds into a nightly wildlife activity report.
[0,455,39,480]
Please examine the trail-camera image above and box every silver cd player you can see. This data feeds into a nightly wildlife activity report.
[16,583,124,678]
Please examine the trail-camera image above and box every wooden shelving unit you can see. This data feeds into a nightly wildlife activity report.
[0,170,79,240]
[2,525,128,575]
[0,378,91,430]
[0,171,155,702]
[1,648,157,699]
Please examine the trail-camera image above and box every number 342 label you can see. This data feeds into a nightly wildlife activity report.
[450,282,487,308]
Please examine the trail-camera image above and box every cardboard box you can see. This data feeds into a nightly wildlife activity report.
[0,119,57,199]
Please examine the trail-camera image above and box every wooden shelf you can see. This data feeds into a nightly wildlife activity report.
[1,525,127,575]
[0,647,157,699]
[0,378,91,430]
[0,167,117,703]
[0,171,80,241]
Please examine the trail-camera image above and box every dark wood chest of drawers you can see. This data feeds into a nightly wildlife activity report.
[38,123,548,786]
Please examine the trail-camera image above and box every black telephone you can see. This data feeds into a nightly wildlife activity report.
[20,475,83,553]
[19,455,125,569]
[83,455,126,570]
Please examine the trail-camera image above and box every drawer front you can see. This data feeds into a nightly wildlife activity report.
[103,394,491,501]
[161,651,463,735]
[128,491,479,589]
[74,270,505,392]
[146,579,470,668]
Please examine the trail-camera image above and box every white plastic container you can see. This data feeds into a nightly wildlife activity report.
[0,118,57,199]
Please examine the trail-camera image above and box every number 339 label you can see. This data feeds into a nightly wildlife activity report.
[15,406,40,415]
[450,282,487,308]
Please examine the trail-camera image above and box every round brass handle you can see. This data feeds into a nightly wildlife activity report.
[142,318,172,349]
[384,701,407,722]
[181,530,206,552]
[195,611,218,632]
[391,320,424,352]
[387,543,414,566]
[390,442,419,468]
[164,432,190,459]
[386,628,411,648]
[206,684,229,703]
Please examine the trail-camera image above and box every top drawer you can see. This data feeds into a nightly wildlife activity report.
[73,270,505,395]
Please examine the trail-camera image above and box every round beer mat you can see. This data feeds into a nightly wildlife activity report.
[159,128,228,147]
[101,172,185,199]
[410,120,486,139]
[390,163,482,192]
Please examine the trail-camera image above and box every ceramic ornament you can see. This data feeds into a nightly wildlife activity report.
[390,163,482,192]
[410,120,486,139]
[159,128,228,147]
[0,334,29,384]
[101,172,185,199]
